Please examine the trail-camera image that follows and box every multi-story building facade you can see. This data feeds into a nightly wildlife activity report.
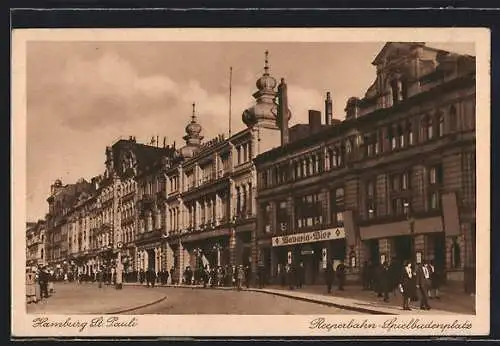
[254,42,476,292]
[26,220,46,267]
[154,53,285,282]
[45,178,94,273]
[97,137,175,276]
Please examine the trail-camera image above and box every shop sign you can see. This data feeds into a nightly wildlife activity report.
[272,228,345,247]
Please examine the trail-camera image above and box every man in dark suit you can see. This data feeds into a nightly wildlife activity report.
[336,260,346,291]
[380,261,391,302]
[325,261,335,294]
[296,262,305,289]
[399,261,415,310]
[416,262,432,310]
[38,266,50,299]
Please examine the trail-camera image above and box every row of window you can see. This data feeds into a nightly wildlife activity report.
[236,141,252,165]
[261,163,445,235]
[260,106,461,189]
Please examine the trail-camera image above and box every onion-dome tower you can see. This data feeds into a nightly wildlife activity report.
[242,51,282,128]
[180,103,203,158]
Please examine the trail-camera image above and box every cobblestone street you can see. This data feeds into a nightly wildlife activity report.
[26,282,166,314]
[26,283,354,315]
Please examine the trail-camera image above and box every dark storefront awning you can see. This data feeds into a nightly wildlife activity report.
[181,227,231,243]
[359,216,443,240]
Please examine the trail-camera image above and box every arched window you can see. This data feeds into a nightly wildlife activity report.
[427,115,434,140]
[407,121,414,146]
[391,79,399,104]
[398,124,405,148]
[438,112,444,137]
[449,105,458,132]
[345,139,352,153]
[331,149,338,168]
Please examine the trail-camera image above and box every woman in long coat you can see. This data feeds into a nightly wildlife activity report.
[26,268,37,304]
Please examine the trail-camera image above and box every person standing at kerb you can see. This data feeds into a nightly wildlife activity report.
[399,261,416,311]
[325,260,335,294]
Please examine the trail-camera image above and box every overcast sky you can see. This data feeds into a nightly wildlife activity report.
[26,41,474,221]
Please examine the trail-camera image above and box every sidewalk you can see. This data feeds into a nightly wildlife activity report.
[249,284,475,315]
[26,282,167,314]
[121,282,474,315]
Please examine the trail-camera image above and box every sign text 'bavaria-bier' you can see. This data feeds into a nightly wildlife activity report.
[272,228,345,247]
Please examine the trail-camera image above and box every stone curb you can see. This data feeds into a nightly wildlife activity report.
[105,295,168,314]
[119,283,393,314]
[243,288,394,315]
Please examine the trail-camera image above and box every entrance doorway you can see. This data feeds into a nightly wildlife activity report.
[367,239,380,264]
[393,236,413,263]
[147,249,155,271]
[431,232,446,272]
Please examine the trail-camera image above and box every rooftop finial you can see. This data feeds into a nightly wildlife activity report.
[264,50,269,75]
[192,102,196,121]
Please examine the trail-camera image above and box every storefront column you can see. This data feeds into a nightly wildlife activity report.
[154,248,160,273]
[229,229,237,266]
[378,238,392,264]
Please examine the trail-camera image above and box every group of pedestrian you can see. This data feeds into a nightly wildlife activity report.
[180,264,251,290]
[324,260,347,293]
[399,260,441,310]
[26,265,53,304]
[278,262,306,290]
[361,258,442,310]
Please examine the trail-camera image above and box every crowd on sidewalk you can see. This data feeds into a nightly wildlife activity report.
[274,258,444,311]
[135,264,254,291]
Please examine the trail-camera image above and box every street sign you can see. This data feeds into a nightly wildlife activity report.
[301,250,314,255]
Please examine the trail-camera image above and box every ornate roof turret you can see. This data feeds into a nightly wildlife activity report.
[181,103,203,158]
[242,50,279,128]
[183,102,203,146]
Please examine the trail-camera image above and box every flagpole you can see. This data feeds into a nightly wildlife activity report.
[229,66,233,138]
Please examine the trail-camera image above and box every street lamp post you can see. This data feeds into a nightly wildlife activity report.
[193,247,202,284]
[213,243,222,267]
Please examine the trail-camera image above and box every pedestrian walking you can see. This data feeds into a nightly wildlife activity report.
[257,263,265,289]
[170,266,175,285]
[296,262,305,289]
[202,265,210,288]
[416,262,432,310]
[237,265,245,291]
[336,260,346,291]
[325,260,335,294]
[147,268,157,287]
[96,268,103,289]
[244,265,251,288]
[38,266,50,299]
[399,261,416,310]
[26,268,37,304]
[428,260,442,300]
[380,261,391,302]
[285,264,295,290]
[362,261,370,290]
[139,269,145,284]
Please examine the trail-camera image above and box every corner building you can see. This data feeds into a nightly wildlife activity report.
[255,43,476,292]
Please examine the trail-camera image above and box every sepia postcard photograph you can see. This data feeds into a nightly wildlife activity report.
[11,27,490,337]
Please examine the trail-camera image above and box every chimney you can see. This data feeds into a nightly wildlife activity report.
[308,110,322,134]
[325,91,333,125]
[278,78,290,146]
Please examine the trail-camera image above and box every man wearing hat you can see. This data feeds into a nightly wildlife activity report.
[38,266,50,299]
